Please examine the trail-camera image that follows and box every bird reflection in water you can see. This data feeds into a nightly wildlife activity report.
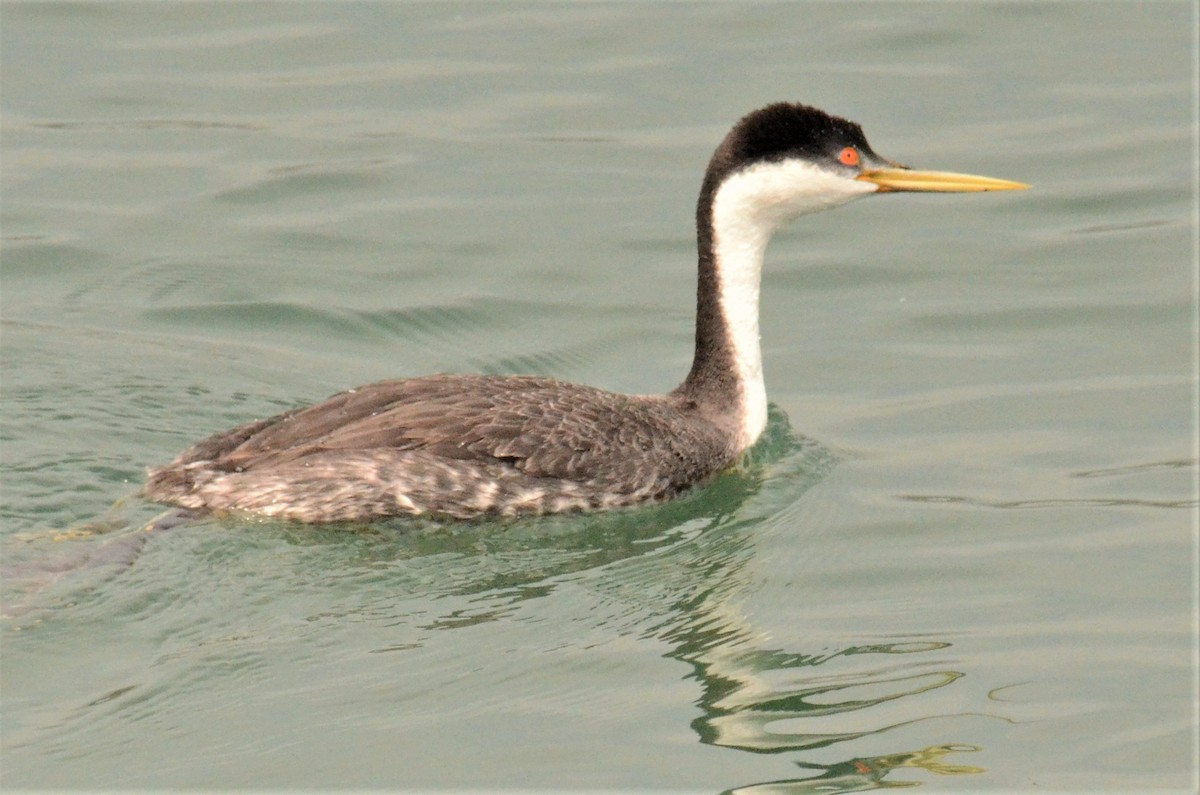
[664,602,988,790]
[726,743,984,793]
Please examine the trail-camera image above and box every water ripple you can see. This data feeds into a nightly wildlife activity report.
[896,494,1195,510]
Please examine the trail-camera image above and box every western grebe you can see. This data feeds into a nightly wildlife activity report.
[145,102,1027,522]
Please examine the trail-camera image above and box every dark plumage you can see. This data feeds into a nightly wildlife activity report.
[706,102,883,178]
[146,375,734,521]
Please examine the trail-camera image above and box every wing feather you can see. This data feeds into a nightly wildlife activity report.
[164,374,729,489]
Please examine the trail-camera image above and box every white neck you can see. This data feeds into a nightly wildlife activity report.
[709,159,877,449]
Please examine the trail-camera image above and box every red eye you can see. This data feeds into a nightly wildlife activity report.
[838,146,860,167]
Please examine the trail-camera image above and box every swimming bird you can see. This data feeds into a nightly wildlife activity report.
[144,102,1027,522]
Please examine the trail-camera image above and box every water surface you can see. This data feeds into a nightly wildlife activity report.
[2,3,1196,791]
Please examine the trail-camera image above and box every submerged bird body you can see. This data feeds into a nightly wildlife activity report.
[145,103,1026,522]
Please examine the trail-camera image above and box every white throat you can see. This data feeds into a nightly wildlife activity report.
[709,158,876,449]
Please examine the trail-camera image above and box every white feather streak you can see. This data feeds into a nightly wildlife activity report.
[710,159,877,448]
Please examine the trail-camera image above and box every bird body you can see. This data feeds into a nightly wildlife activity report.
[145,103,1027,522]
[146,374,735,521]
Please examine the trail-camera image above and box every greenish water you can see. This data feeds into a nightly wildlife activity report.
[2,2,1196,791]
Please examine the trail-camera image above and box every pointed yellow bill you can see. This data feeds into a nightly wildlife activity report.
[857,168,1030,193]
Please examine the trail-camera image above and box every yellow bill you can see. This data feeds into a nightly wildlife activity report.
[857,168,1030,193]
